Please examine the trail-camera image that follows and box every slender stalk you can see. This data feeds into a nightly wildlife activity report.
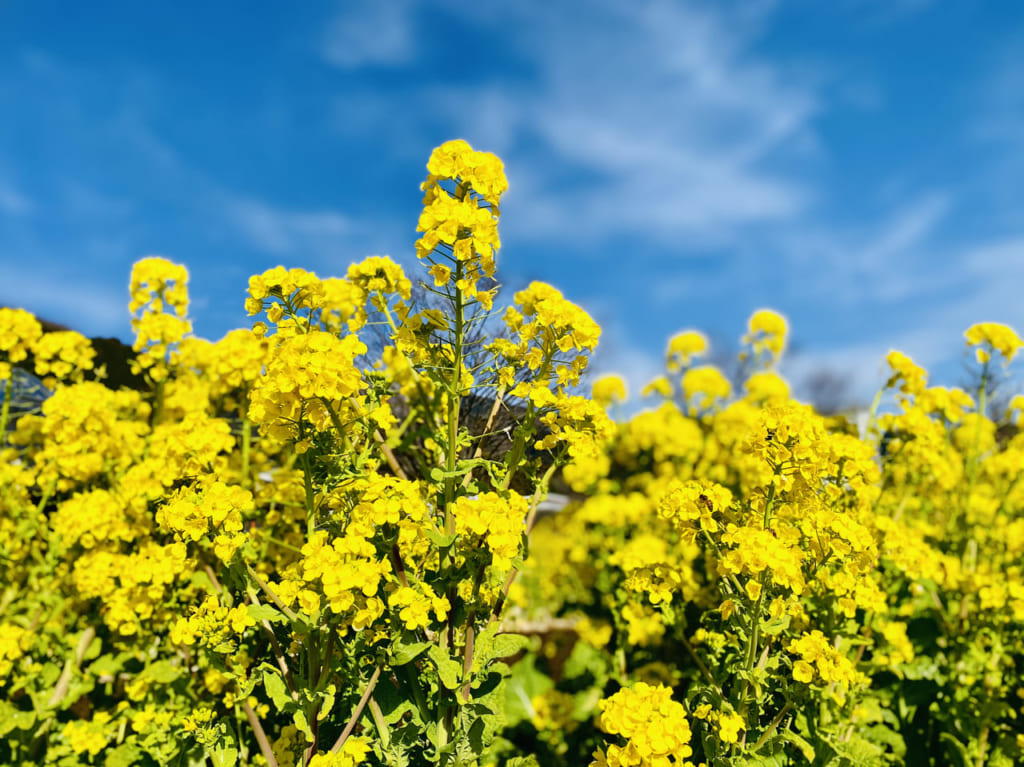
[241,413,252,488]
[740,480,777,710]
[301,449,317,538]
[331,666,382,753]
[461,566,487,702]
[368,697,391,750]
[751,701,794,752]
[245,563,298,621]
[47,627,95,707]
[243,700,279,767]
[462,385,506,489]
[679,631,722,696]
[443,259,466,528]
[0,375,14,447]
[247,588,296,691]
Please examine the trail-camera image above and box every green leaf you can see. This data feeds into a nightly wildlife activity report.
[939,733,971,767]
[428,645,463,690]
[103,742,143,767]
[89,651,132,677]
[263,667,292,711]
[505,758,540,767]
[779,729,815,762]
[247,604,286,623]
[425,529,457,548]
[211,745,238,767]
[375,678,417,725]
[293,709,314,740]
[489,633,530,661]
[760,614,790,636]
[0,701,35,736]
[139,660,181,684]
[317,684,336,721]
[392,635,432,666]
[466,717,486,757]
[82,632,102,661]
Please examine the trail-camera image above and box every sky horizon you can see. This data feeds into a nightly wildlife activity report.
[2,0,1023,408]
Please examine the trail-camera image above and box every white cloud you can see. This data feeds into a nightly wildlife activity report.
[225,197,354,261]
[0,183,31,215]
[1,262,128,337]
[326,0,820,246]
[322,2,416,69]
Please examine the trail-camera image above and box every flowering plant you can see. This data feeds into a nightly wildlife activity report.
[3,142,1024,767]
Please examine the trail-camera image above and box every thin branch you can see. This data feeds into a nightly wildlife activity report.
[243,699,279,767]
[331,666,382,754]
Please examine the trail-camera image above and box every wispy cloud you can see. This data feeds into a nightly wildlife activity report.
[496,0,818,244]
[325,0,819,247]
[322,1,416,69]
[1,261,129,337]
[225,198,352,259]
[0,183,32,216]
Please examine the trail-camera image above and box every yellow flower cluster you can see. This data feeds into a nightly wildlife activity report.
[666,330,708,373]
[388,584,451,631]
[157,480,252,560]
[0,623,28,680]
[73,540,191,635]
[307,738,371,767]
[885,350,928,397]
[416,139,507,303]
[23,382,149,491]
[592,682,695,767]
[298,529,390,627]
[61,712,113,756]
[170,595,255,649]
[592,374,628,408]
[31,330,96,386]
[453,491,528,572]
[964,321,1022,364]
[658,480,734,541]
[0,307,43,381]
[347,255,412,304]
[788,630,865,699]
[681,366,732,411]
[742,308,787,363]
[248,330,367,441]
[129,257,193,381]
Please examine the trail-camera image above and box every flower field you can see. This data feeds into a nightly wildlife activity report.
[2,140,1024,766]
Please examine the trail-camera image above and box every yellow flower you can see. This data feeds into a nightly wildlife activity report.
[429,263,452,286]
[681,366,731,411]
[666,330,708,372]
[964,322,1023,364]
[743,308,788,363]
[885,350,928,396]
[592,682,694,767]
[717,711,745,744]
[592,374,627,407]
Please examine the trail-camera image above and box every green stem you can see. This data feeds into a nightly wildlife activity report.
[301,449,316,539]
[243,700,279,767]
[443,259,466,528]
[331,666,382,754]
[241,413,252,488]
[0,375,12,446]
[245,563,298,621]
[740,480,777,707]
[751,701,794,752]
[499,348,556,493]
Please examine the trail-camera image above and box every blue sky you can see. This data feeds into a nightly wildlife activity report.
[2,0,1023,405]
